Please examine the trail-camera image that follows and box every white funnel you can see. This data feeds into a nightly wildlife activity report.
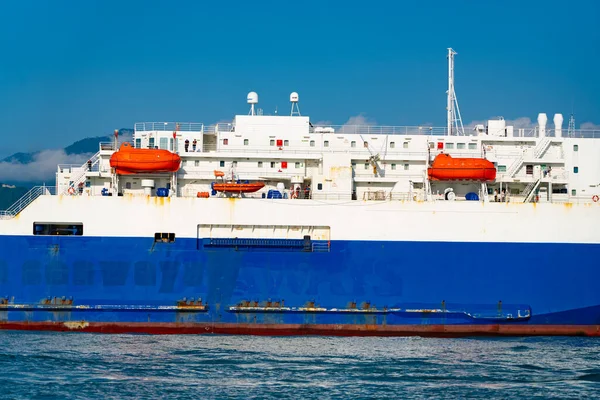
[537,113,547,138]
[554,113,563,138]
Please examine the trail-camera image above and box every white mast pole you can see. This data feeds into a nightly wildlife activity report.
[447,48,455,136]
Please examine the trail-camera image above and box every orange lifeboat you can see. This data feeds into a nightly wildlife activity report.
[427,153,496,181]
[109,142,181,175]
[213,182,265,193]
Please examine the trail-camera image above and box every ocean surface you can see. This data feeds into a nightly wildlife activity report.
[0,332,598,399]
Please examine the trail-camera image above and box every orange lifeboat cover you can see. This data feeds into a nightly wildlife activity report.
[212,182,265,193]
[427,153,496,181]
[109,142,181,175]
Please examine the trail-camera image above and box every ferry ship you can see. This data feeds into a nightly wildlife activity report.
[1,49,599,336]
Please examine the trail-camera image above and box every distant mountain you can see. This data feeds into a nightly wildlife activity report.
[0,184,28,210]
[1,129,134,164]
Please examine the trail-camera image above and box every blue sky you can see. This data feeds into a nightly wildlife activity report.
[0,0,599,158]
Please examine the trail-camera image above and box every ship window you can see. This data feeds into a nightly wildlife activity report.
[310,140,315,147]
[270,162,276,168]
[351,141,356,148]
[244,139,249,146]
[498,165,507,172]
[135,138,141,148]
[364,163,369,170]
[223,139,228,145]
[351,162,356,167]
[154,233,175,243]
[295,162,300,168]
[270,139,275,146]
[390,142,395,149]
[125,182,132,189]
[317,183,323,190]
[572,189,576,196]
[573,144,578,151]
[391,163,396,170]
[457,143,466,149]
[195,160,199,167]
[159,137,168,149]
[232,161,238,167]
[404,164,409,170]
[468,143,477,150]
[148,138,155,148]
[182,160,187,166]
[220,161,225,167]
[258,161,263,167]
[363,141,369,148]
[324,141,329,147]
[33,223,83,236]
[574,166,579,174]
[446,143,454,149]
[526,165,533,175]
[284,140,289,146]
[403,142,409,149]
[429,142,435,149]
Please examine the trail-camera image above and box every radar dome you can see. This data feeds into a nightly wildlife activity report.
[290,92,299,102]
[247,92,258,104]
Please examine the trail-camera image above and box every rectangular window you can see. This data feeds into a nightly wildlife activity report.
[310,140,315,147]
[404,163,409,170]
[284,140,289,146]
[270,139,275,146]
[154,232,175,243]
[244,139,249,146]
[159,137,168,149]
[258,161,263,167]
[317,183,323,190]
[364,141,369,148]
[223,138,228,145]
[391,163,396,170]
[390,142,395,149]
[148,137,155,148]
[403,142,409,149]
[429,142,435,149]
[572,189,577,196]
[364,163,369,170]
[446,143,454,149]
[135,138,141,148]
[526,165,533,175]
[182,160,187,166]
[324,141,329,147]
[457,143,466,149]
[468,143,477,150]
[220,161,225,167]
[573,144,578,151]
[270,162,276,168]
[574,166,579,174]
[232,161,238,167]
[33,222,83,236]
[295,162,300,168]
[194,160,199,167]
[351,141,356,148]
[498,165,506,172]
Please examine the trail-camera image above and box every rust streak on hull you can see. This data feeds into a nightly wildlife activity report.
[1,322,599,337]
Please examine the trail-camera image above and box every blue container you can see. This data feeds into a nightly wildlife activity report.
[465,192,479,201]
[156,188,169,197]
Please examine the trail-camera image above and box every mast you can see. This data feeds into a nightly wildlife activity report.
[446,48,464,136]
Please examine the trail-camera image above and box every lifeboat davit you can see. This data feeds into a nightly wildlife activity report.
[427,153,496,181]
[109,142,181,175]
[213,182,265,193]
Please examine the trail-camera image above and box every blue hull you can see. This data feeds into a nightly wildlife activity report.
[1,235,599,336]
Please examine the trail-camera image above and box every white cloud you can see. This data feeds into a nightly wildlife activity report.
[580,122,600,131]
[343,114,377,127]
[0,149,93,182]
[467,117,537,129]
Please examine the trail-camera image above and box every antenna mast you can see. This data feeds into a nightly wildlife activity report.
[568,113,575,137]
[447,48,465,136]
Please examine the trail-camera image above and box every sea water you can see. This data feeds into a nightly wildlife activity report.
[0,332,598,399]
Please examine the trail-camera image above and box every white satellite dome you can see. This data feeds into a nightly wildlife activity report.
[247,92,258,104]
[290,92,299,102]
